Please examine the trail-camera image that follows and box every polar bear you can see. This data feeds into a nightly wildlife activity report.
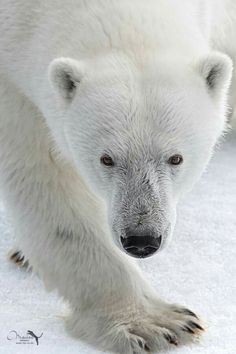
[0,0,235,353]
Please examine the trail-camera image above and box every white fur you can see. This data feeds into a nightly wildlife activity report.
[0,1,235,353]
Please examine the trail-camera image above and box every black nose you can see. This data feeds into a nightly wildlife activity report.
[120,234,162,258]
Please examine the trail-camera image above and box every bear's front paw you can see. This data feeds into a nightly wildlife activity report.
[8,248,29,269]
[66,301,204,354]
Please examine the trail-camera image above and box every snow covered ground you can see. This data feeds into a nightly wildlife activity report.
[0,132,235,354]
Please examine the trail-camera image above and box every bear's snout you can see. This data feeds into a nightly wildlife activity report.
[120,230,162,258]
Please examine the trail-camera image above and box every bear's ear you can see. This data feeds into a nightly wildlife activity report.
[198,52,233,97]
[48,57,84,101]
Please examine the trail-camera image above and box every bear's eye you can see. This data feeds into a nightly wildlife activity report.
[100,154,114,167]
[168,154,183,166]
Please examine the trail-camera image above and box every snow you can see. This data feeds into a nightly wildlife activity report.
[0,132,235,354]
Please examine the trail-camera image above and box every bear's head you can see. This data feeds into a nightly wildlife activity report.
[47,52,232,258]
